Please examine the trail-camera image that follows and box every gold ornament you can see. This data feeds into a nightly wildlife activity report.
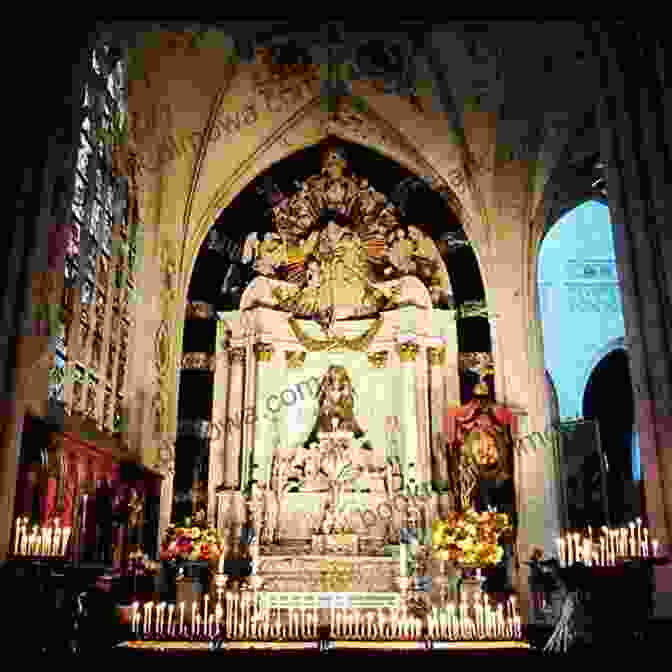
[397,342,419,362]
[288,316,383,353]
[254,343,274,363]
[285,351,306,369]
[428,346,446,366]
[367,351,388,368]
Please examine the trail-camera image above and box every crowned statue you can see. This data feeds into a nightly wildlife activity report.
[239,141,452,329]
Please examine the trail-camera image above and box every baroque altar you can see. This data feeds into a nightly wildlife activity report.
[209,141,522,605]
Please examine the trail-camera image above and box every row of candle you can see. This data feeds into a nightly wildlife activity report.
[556,519,661,567]
[13,517,71,557]
[129,595,522,642]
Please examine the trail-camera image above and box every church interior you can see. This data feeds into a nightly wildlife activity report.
[2,20,670,661]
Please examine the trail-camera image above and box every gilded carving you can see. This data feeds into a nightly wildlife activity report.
[254,342,275,363]
[367,351,388,368]
[181,352,215,370]
[185,301,214,319]
[398,342,419,362]
[428,346,446,366]
[285,351,306,369]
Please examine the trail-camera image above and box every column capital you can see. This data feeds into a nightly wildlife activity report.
[427,346,446,366]
[229,346,246,365]
[254,342,275,363]
[285,350,306,369]
[397,342,419,363]
[367,351,388,368]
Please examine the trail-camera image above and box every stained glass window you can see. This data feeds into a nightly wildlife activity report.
[58,43,133,430]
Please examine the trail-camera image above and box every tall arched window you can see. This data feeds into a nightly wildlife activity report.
[51,44,138,441]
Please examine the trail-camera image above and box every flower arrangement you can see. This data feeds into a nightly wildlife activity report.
[432,508,512,566]
[128,548,161,576]
[160,522,222,562]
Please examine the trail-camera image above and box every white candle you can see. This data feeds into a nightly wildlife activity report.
[636,518,642,554]
[192,602,197,637]
[168,604,174,637]
[14,519,21,555]
[179,602,185,635]
[203,595,209,633]
[131,602,139,635]
[61,527,71,556]
[652,539,659,557]
[556,538,565,566]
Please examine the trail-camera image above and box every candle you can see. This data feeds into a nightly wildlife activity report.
[61,527,71,556]
[215,603,222,635]
[192,602,197,638]
[652,539,659,557]
[131,602,139,635]
[566,533,573,565]
[14,519,21,555]
[204,594,209,633]
[636,518,642,554]
[179,602,185,635]
[145,602,153,637]
[574,533,581,562]
[556,538,565,566]
[168,604,174,637]
[196,613,201,638]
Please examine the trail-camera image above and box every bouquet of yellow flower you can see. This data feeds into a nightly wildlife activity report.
[160,522,223,562]
[432,508,511,567]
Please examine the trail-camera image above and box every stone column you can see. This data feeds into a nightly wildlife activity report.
[251,342,275,489]
[442,311,461,405]
[428,346,448,487]
[207,329,231,526]
[242,335,256,493]
[414,344,431,490]
[224,347,246,489]
[397,341,420,492]
[596,25,672,616]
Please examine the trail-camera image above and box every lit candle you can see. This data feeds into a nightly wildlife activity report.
[629,522,636,556]
[145,602,153,637]
[583,538,591,566]
[192,602,197,638]
[131,602,139,635]
[215,603,222,635]
[209,614,215,638]
[179,602,185,635]
[61,527,71,556]
[574,533,581,562]
[14,519,21,555]
[167,604,174,637]
[644,528,649,556]
[196,613,201,638]
[566,533,574,565]
[636,518,642,554]
[600,537,606,566]
[652,539,659,557]
[203,594,209,633]
[556,538,565,566]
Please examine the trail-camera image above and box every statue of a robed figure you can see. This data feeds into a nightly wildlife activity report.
[444,381,518,588]
[444,381,517,519]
